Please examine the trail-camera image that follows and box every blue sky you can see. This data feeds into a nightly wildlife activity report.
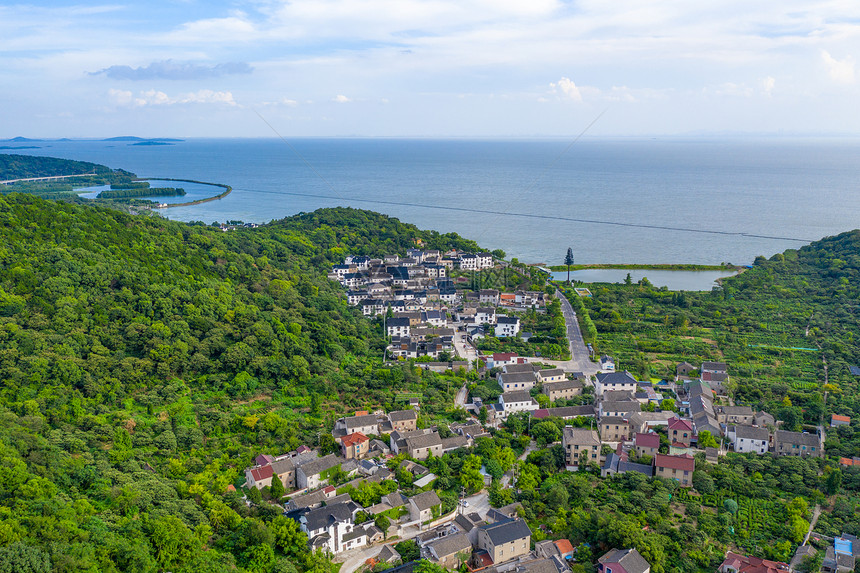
[2,0,860,137]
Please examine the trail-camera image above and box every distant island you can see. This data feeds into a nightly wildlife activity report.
[130,141,173,146]
[0,145,40,150]
[103,136,184,142]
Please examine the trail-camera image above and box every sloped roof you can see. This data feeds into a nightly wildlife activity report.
[598,548,650,573]
[340,432,370,447]
[389,409,418,422]
[635,432,660,449]
[481,518,531,546]
[409,490,442,511]
[427,532,472,558]
[303,501,359,531]
[655,453,695,472]
[346,414,379,429]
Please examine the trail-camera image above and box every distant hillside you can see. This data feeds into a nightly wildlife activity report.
[0,153,113,180]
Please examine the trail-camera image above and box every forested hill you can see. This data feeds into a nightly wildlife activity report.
[0,194,481,572]
[0,154,117,180]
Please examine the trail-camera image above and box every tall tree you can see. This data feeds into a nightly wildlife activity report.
[564,247,575,283]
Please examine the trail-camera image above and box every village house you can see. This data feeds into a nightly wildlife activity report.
[296,454,342,490]
[667,417,694,446]
[831,414,851,427]
[716,405,755,425]
[676,362,696,378]
[717,551,789,573]
[594,371,638,396]
[563,427,601,469]
[301,501,366,554]
[423,533,473,570]
[602,452,654,478]
[409,490,443,522]
[600,417,632,442]
[389,410,418,432]
[335,413,380,437]
[503,362,539,375]
[386,317,411,337]
[599,355,616,371]
[495,316,521,337]
[634,432,660,458]
[476,253,494,269]
[245,464,273,490]
[487,353,520,369]
[404,431,443,460]
[597,548,651,573]
[477,518,532,565]
[774,430,824,458]
[535,368,566,384]
[532,405,595,420]
[498,371,537,392]
[598,399,641,419]
[542,379,584,402]
[726,425,770,455]
[479,289,500,306]
[654,454,695,486]
[499,391,540,419]
[339,432,370,459]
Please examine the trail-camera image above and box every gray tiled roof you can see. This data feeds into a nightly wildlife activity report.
[598,548,650,573]
[410,490,442,511]
[304,501,359,531]
[427,532,472,558]
[481,518,531,546]
[299,454,341,477]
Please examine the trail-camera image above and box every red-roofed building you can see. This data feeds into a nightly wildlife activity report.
[634,432,660,458]
[840,457,860,467]
[668,417,694,446]
[487,353,519,369]
[532,409,550,420]
[718,551,789,573]
[831,414,851,427]
[339,432,370,459]
[554,539,574,560]
[246,463,274,489]
[654,454,695,486]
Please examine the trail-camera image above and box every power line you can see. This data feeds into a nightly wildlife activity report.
[232,186,814,243]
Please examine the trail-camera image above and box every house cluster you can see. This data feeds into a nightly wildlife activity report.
[468,359,825,483]
[331,249,491,315]
[331,250,542,361]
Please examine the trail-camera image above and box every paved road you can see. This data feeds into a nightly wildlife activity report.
[452,324,478,366]
[455,384,469,407]
[534,291,599,375]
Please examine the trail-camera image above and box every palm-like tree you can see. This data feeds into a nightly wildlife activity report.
[564,247,574,283]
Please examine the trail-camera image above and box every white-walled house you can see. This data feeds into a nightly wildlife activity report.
[301,501,366,554]
[495,316,520,337]
[726,425,770,455]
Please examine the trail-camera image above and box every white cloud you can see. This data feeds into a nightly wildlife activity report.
[108,88,237,107]
[762,76,775,96]
[333,94,351,103]
[550,77,582,102]
[822,50,855,84]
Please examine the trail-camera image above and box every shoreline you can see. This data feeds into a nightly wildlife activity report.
[547,263,742,272]
[139,177,232,208]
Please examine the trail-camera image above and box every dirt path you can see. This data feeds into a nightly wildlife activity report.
[803,504,822,546]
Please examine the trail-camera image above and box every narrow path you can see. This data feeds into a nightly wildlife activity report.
[536,290,598,374]
[455,384,468,407]
[803,504,821,546]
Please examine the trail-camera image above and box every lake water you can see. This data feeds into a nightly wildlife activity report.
[5,137,860,265]
[76,179,223,204]
[551,269,737,291]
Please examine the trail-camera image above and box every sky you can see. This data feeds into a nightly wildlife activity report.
[2,0,860,138]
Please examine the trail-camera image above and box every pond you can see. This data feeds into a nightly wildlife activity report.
[551,269,738,291]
